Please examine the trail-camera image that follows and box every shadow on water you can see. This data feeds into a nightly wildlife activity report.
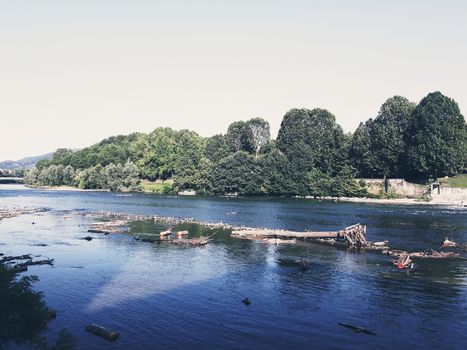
[0,265,77,350]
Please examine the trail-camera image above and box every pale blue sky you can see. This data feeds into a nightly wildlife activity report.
[1,0,466,160]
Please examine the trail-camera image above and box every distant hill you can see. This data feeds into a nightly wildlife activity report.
[0,152,54,170]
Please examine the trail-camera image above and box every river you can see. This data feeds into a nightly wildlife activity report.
[0,185,466,349]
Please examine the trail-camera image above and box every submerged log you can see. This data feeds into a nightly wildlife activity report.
[85,324,119,342]
[1,254,54,272]
[171,236,210,246]
[410,250,461,259]
[261,238,297,245]
[13,258,54,270]
[338,323,376,336]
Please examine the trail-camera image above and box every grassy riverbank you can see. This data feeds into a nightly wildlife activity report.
[140,180,174,194]
[439,175,467,188]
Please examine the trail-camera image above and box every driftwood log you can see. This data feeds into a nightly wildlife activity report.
[85,324,119,342]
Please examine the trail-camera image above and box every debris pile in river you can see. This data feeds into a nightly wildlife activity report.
[393,254,413,269]
[383,248,461,259]
[81,210,465,268]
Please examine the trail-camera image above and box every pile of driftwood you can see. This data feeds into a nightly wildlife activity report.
[385,249,462,269]
[231,224,374,248]
[0,253,54,272]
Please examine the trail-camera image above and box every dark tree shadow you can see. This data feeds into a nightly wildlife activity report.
[0,264,77,349]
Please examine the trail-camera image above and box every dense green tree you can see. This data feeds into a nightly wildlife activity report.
[349,121,375,177]
[350,96,416,178]
[137,128,177,180]
[276,108,347,175]
[208,152,263,195]
[259,149,302,195]
[405,92,467,179]
[225,121,253,153]
[24,166,40,185]
[76,165,105,189]
[205,134,229,162]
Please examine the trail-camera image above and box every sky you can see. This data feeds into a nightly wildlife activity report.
[1,0,466,161]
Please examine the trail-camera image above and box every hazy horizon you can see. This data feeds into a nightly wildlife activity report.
[1,0,466,160]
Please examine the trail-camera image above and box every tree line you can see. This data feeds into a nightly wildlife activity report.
[25,91,466,196]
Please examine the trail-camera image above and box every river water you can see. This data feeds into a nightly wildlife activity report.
[0,185,466,349]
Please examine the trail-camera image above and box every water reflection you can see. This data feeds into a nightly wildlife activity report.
[0,265,76,349]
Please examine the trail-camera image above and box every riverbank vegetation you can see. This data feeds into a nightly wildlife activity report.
[439,174,467,189]
[25,92,466,196]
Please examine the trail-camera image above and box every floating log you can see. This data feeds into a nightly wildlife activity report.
[88,229,109,234]
[85,324,119,342]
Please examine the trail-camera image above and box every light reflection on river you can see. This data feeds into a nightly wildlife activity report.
[0,185,466,350]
